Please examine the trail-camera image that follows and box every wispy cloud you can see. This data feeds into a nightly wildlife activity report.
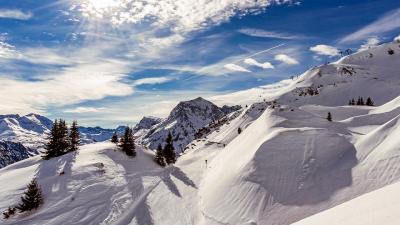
[64,107,106,113]
[359,37,380,51]
[224,63,251,73]
[238,28,304,40]
[274,54,299,65]
[244,58,274,69]
[340,8,400,43]
[0,9,32,20]
[133,77,173,86]
[0,41,21,59]
[309,44,339,57]
[0,47,134,115]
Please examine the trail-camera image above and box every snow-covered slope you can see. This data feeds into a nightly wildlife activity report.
[0,114,52,150]
[211,41,400,108]
[0,113,124,166]
[142,97,240,153]
[1,41,400,225]
[292,181,400,225]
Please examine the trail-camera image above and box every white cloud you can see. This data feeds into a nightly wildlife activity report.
[224,63,251,73]
[238,28,303,39]
[244,58,274,69]
[0,41,21,59]
[133,77,172,86]
[0,57,134,115]
[359,37,380,51]
[0,9,32,20]
[274,54,299,65]
[64,107,106,113]
[340,8,400,43]
[76,0,291,34]
[309,44,340,57]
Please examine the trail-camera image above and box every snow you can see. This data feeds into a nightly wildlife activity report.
[292,181,400,225]
[0,142,165,225]
[1,41,400,224]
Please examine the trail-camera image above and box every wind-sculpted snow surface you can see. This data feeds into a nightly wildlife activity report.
[293,181,400,225]
[1,42,400,224]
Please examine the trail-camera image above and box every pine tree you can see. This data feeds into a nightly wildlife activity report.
[154,144,166,167]
[16,178,43,212]
[356,97,361,105]
[326,112,332,121]
[360,97,365,106]
[366,97,374,106]
[58,119,69,154]
[43,119,59,160]
[351,98,355,105]
[69,120,80,152]
[121,127,136,157]
[164,132,176,164]
[111,132,118,144]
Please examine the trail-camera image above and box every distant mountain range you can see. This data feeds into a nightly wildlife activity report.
[0,114,126,168]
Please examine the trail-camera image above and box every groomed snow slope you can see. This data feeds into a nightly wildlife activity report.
[292,181,400,225]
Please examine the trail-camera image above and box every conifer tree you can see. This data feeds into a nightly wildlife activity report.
[348,100,352,105]
[366,97,374,106]
[43,119,59,160]
[164,132,176,164]
[356,97,361,105]
[121,127,136,157]
[58,119,69,154]
[154,144,166,167]
[16,178,43,212]
[351,98,355,105]
[111,132,118,144]
[326,112,332,122]
[360,97,365,106]
[69,120,80,152]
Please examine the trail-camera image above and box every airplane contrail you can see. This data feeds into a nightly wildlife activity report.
[233,43,285,64]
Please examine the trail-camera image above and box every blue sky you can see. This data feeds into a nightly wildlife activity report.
[0,0,399,127]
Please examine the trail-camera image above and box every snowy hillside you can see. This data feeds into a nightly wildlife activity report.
[293,181,400,225]
[0,114,52,150]
[0,114,125,167]
[142,97,240,153]
[1,41,400,225]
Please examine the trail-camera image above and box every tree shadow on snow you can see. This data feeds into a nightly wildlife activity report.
[161,166,198,198]
[102,150,197,225]
[34,151,77,196]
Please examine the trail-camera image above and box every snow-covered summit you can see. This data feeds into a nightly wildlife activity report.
[142,97,240,152]
[133,116,162,131]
